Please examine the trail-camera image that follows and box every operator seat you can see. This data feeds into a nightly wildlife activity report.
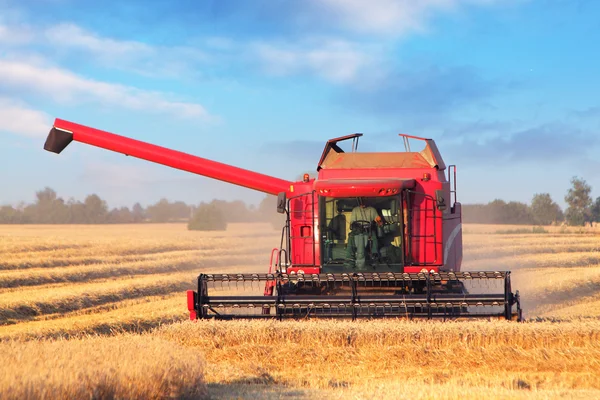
[328,205,347,241]
[346,201,380,270]
[378,199,403,265]
[327,204,347,261]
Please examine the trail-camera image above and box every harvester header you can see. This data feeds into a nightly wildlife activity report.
[43,118,522,321]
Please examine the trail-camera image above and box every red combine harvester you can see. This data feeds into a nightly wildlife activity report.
[44,119,522,321]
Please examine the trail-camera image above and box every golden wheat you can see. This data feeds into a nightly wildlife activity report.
[156,319,600,396]
[0,335,207,399]
[1,223,600,399]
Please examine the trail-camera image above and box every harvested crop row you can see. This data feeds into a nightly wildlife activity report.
[0,271,197,323]
[0,233,277,258]
[464,234,600,246]
[512,266,600,313]
[464,235,600,249]
[463,250,600,270]
[0,242,270,270]
[0,253,266,288]
[0,293,188,340]
[0,241,93,254]
[0,263,265,323]
[463,223,600,234]
[0,222,275,234]
[0,223,278,254]
[538,293,600,318]
[464,240,600,259]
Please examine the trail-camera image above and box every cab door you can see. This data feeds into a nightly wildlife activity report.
[288,191,319,268]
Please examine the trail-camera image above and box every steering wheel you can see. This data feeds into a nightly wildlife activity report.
[351,220,372,232]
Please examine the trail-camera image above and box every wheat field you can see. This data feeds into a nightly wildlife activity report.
[1,223,600,399]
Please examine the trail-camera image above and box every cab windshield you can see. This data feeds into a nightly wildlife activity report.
[319,196,404,273]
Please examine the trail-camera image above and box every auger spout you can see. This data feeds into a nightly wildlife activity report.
[44,119,292,195]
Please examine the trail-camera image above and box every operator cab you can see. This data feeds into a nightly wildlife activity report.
[319,195,405,273]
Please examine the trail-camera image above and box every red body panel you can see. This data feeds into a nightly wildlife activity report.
[186,290,197,320]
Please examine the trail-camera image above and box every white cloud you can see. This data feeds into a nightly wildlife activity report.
[4,19,377,86]
[253,39,381,84]
[45,23,153,59]
[0,98,51,138]
[204,36,236,51]
[44,23,208,78]
[249,0,501,84]
[6,21,377,84]
[0,23,33,44]
[0,59,212,120]
[315,0,497,36]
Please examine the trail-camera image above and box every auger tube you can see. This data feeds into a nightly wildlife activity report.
[44,118,292,195]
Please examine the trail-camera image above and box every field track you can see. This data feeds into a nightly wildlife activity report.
[1,223,600,399]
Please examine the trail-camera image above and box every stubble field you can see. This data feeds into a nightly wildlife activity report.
[1,223,600,399]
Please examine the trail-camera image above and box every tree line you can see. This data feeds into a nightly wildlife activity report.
[1,176,599,228]
[0,187,280,227]
[463,177,600,226]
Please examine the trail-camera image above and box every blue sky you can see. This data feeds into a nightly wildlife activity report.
[0,0,599,208]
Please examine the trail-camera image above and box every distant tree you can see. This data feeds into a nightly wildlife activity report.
[258,195,286,230]
[131,203,145,223]
[564,177,592,226]
[67,199,86,223]
[146,199,194,222]
[530,193,564,225]
[146,199,172,222]
[503,201,533,224]
[36,187,58,204]
[107,207,134,223]
[0,206,24,224]
[487,199,507,223]
[463,199,535,225]
[258,195,275,216]
[591,197,600,225]
[171,201,192,220]
[228,200,255,222]
[83,194,108,223]
[28,187,69,223]
[188,203,227,231]
[461,204,488,224]
[209,199,255,223]
[31,187,57,223]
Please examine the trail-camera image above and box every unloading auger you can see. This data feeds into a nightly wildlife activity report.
[44,120,522,321]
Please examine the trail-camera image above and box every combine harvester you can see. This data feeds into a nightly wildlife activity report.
[44,119,522,321]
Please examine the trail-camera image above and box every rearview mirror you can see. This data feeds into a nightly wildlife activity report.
[276,192,287,214]
[435,190,447,211]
